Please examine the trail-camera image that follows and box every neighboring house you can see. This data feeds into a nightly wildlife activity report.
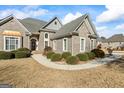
[98,34,124,49]
[0,14,98,55]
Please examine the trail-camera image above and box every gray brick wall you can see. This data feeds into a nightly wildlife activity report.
[0,18,30,51]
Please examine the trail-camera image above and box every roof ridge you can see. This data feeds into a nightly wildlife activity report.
[63,14,86,26]
[22,17,47,23]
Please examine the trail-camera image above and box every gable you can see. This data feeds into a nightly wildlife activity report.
[43,18,62,30]
[75,16,97,37]
[84,17,96,35]
[0,17,30,35]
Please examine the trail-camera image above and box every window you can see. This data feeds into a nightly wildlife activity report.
[54,21,57,25]
[53,40,56,50]
[4,36,20,51]
[45,33,48,39]
[90,39,94,50]
[44,32,49,48]
[45,41,48,48]
[63,38,68,51]
[80,37,85,52]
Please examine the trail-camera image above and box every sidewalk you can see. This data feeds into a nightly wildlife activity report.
[32,54,121,70]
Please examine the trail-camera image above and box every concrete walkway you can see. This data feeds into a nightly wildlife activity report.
[32,54,121,70]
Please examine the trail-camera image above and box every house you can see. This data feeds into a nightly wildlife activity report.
[0,14,98,55]
[98,34,124,49]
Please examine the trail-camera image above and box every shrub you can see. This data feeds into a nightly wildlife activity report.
[91,49,105,58]
[62,52,71,60]
[47,52,55,59]
[17,48,31,52]
[51,53,62,61]
[66,56,79,65]
[11,48,31,58]
[86,52,96,59]
[76,53,89,61]
[0,51,14,59]
[15,51,29,58]
[43,46,52,55]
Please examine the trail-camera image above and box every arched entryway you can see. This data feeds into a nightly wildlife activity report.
[31,39,37,51]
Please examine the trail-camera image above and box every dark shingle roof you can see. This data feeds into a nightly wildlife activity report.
[51,14,98,39]
[0,15,14,26]
[97,37,106,42]
[51,14,87,39]
[102,34,124,42]
[19,18,47,33]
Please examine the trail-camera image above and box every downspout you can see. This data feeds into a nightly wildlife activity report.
[72,36,73,56]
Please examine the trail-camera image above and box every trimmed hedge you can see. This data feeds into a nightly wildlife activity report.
[11,48,31,58]
[15,51,29,58]
[76,53,89,61]
[91,49,105,58]
[51,53,62,61]
[66,56,79,65]
[17,48,31,52]
[62,52,71,60]
[0,51,14,59]
[47,52,55,59]
[86,52,96,59]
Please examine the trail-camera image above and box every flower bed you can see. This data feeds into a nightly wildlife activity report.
[44,51,105,65]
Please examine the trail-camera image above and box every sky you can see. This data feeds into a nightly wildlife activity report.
[0,5,124,38]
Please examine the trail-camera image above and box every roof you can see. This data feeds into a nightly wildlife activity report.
[102,34,124,42]
[108,34,124,42]
[97,37,106,42]
[51,14,97,39]
[0,15,14,26]
[42,17,62,29]
[19,18,48,33]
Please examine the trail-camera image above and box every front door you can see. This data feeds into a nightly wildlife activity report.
[31,39,36,50]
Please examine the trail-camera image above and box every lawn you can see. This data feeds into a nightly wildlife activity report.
[0,57,124,88]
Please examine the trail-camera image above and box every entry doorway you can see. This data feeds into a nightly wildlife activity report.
[31,39,37,51]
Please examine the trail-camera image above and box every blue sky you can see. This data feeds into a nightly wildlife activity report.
[0,5,124,38]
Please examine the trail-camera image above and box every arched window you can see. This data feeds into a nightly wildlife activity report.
[44,32,49,48]
[45,33,48,39]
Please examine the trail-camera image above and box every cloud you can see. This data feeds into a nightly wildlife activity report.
[96,26,107,31]
[96,24,124,38]
[96,5,124,23]
[62,12,82,24]
[0,5,48,19]
[115,24,124,30]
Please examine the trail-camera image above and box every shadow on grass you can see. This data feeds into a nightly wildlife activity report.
[106,57,124,72]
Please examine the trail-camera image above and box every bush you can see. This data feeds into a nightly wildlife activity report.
[51,53,62,61]
[0,51,14,59]
[62,52,71,60]
[43,46,52,55]
[66,56,79,65]
[76,53,89,61]
[47,52,55,59]
[15,51,29,58]
[17,48,31,52]
[91,49,105,58]
[11,48,31,58]
[86,52,96,59]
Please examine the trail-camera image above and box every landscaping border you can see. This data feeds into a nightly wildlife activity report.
[32,54,121,70]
